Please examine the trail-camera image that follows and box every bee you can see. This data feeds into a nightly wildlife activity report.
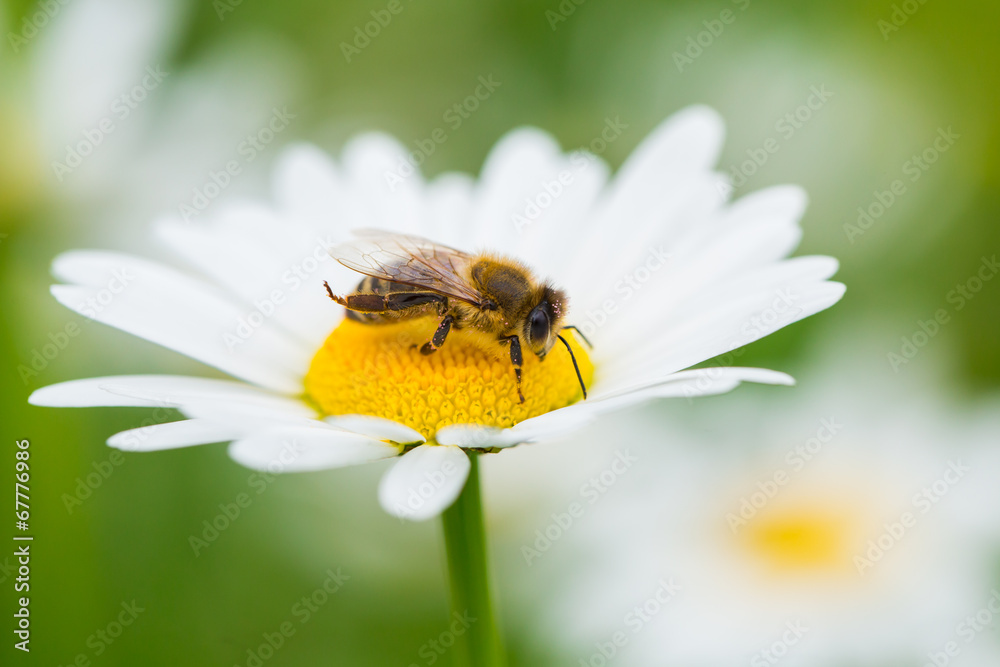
[323,230,589,404]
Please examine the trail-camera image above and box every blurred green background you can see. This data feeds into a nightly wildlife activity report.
[1,0,998,664]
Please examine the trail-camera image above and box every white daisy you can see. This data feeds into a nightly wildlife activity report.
[510,363,1000,666]
[28,105,844,520]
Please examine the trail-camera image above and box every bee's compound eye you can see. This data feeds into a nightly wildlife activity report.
[529,306,550,346]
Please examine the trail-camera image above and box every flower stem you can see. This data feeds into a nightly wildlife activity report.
[441,452,506,667]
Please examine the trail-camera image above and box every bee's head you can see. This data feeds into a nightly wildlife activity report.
[524,285,567,358]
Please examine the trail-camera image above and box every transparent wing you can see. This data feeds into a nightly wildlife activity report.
[327,229,484,305]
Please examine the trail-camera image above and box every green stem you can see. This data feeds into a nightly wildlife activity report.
[441,452,506,667]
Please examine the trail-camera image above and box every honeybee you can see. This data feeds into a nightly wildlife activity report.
[323,230,589,403]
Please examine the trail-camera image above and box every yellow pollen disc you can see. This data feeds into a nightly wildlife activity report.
[741,506,858,573]
[304,318,594,441]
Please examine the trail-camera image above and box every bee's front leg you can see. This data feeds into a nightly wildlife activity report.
[421,314,454,355]
[500,335,525,404]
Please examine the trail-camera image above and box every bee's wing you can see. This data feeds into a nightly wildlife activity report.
[328,230,484,305]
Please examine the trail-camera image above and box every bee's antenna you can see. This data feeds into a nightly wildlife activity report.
[556,334,588,400]
[561,325,593,349]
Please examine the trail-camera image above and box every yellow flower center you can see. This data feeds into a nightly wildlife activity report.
[740,505,860,574]
[304,318,593,441]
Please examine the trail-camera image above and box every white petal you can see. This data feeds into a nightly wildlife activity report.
[323,415,425,444]
[272,143,345,228]
[107,419,240,452]
[28,375,315,419]
[50,250,309,392]
[378,445,470,521]
[228,427,398,473]
[341,133,427,235]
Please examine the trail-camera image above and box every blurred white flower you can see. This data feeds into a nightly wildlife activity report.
[501,363,1000,666]
[29,106,843,521]
[1,0,297,240]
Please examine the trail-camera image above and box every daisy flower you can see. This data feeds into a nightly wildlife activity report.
[29,105,843,522]
[506,361,1000,666]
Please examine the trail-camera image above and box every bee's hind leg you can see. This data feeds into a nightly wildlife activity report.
[420,314,454,355]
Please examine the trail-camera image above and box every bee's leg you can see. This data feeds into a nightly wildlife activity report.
[500,335,526,404]
[325,282,447,314]
[561,324,593,349]
[421,314,454,355]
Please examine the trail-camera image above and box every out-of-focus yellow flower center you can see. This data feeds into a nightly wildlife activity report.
[741,506,858,573]
[305,318,593,441]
